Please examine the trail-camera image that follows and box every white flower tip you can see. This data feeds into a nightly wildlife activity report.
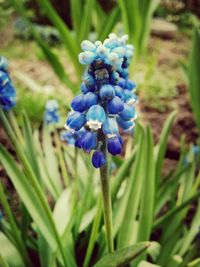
[87,120,102,130]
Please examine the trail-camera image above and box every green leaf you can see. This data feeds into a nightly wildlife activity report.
[83,196,102,267]
[111,146,136,202]
[42,125,62,194]
[189,26,200,132]
[187,258,200,267]
[78,0,95,42]
[0,182,31,267]
[179,200,200,256]
[33,130,59,199]
[79,207,97,233]
[93,242,151,267]
[0,254,9,267]
[0,144,57,249]
[70,0,82,36]
[147,242,161,261]
[36,0,81,73]
[153,189,200,229]
[38,230,53,267]
[98,7,120,41]
[138,261,161,267]
[117,127,145,248]
[22,113,41,179]
[155,165,190,215]
[53,188,74,235]
[137,126,155,243]
[33,33,78,92]
[155,111,177,189]
[0,232,25,267]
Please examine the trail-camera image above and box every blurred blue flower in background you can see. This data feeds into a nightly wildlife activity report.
[65,34,138,168]
[44,99,59,124]
[0,57,16,111]
[60,131,75,145]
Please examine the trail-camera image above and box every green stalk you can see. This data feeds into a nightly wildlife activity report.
[0,181,33,267]
[0,110,69,267]
[99,136,114,253]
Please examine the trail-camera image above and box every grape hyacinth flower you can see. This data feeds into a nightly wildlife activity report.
[65,33,138,168]
[0,57,16,111]
[44,99,60,124]
[65,33,138,253]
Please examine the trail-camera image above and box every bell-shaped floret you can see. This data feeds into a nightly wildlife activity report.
[107,96,124,114]
[86,105,106,130]
[92,151,106,168]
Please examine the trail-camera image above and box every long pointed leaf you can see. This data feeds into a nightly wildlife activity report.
[94,242,151,267]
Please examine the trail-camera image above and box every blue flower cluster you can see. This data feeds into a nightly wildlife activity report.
[0,57,16,111]
[65,34,138,168]
[44,99,60,124]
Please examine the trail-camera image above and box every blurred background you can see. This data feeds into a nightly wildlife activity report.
[0,0,200,171]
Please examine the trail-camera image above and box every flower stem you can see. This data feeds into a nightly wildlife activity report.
[99,137,114,253]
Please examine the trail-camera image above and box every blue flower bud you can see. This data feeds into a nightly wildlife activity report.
[114,85,124,100]
[102,117,118,137]
[126,45,134,59]
[108,96,124,114]
[110,71,120,84]
[86,105,106,130]
[124,90,138,105]
[72,92,97,112]
[80,130,97,152]
[96,45,109,58]
[71,94,86,112]
[117,78,126,88]
[81,40,96,52]
[103,33,118,49]
[99,84,115,100]
[83,74,95,89]
[92,151,106,168]
[117,117,135,131]
[65,112,86,132]
[111,47,126,58]
[0,71,9,87]
[79,51,96,65]
[75,138,82,148]
[119,104,137,121]
[126,80,136,90]
[84,92,98,109]
[81,83,94,94]
[107,136,122,155]
[105,52,121,69]
[120,68,129,79]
